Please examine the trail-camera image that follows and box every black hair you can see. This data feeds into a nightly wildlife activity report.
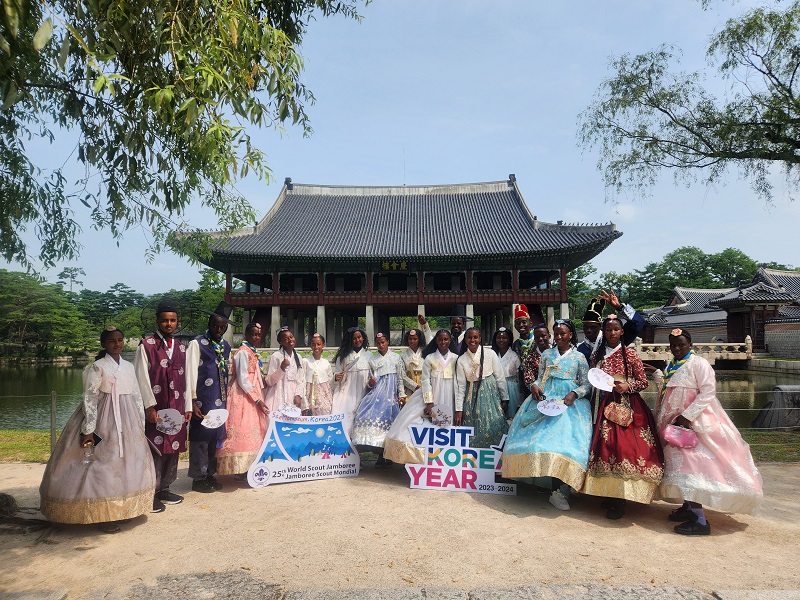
[491,327,514,354]
[245,322,261,334]
[668,329,693,344]
[334,327,369,363]
[422,329,451,358]
[311,333,326,344]
[592,316,629,378]
[96,326,124,360]
[403,328,424,350]
[277,327,301,368]
[552,319,577,348]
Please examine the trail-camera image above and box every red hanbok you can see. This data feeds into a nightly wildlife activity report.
[582,345,664,504]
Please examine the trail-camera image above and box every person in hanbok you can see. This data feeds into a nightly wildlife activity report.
[40,327,155,533]
[455,328,509,448]
[582,315,664,519]
[331,327,372,435]
[217,322,269,479]
[492,327,521,418]
[384,330,456,464]
[186,302,234,493]
[303,333,334,416]
[134,298,190,513]
[400,328,425,400]
[502,320,592,511]
[653,328,763,536]
[351,333,405,464]
[264,327,305,417]
[520,323,551,394]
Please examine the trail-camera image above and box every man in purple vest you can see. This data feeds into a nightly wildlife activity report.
[185,302,234,493]
[135,299,192,513]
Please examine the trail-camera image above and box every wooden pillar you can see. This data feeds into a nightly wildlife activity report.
[417,270,424,305]
[560,268,567,302]
[225,272,232,302]
[512,268,519,303]
[466,269,473,303]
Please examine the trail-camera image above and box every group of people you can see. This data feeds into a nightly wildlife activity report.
[39,293,764,537]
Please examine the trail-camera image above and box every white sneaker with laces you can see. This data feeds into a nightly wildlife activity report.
[549,489,570,511]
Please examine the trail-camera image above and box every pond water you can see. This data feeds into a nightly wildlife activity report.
[1,359,798,430]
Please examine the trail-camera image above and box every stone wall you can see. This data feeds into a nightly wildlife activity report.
[765,320,800,358]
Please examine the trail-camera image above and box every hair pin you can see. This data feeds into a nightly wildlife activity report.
[671,328,683,336]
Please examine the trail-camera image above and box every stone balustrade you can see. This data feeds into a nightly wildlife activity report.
[633,336,752,363]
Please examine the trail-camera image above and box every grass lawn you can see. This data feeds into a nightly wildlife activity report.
[2,429,799,464]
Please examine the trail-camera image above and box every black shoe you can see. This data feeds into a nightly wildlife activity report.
[668,505,693,522]
[151,495,166,513]
[192,479,216,493]
[206,475,223,490]
[158,490,184,505]
[605,499,626,520]
[674,518,711,536]
[375,456,387,468]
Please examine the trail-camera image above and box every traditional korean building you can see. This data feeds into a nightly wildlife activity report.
[200,175,622,345]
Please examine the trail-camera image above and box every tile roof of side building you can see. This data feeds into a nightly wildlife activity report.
[755,267,800,297]
[205,177,622,268]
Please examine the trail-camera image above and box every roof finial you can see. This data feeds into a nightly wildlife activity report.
[284,177,293,190]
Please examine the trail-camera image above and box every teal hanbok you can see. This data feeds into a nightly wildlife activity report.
[501,346,592,490]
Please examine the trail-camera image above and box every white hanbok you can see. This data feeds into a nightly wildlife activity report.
[383,350,456,464]
[264,349,306,416]
[331,348,373,435]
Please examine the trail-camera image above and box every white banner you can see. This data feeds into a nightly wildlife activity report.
[404,425,516,495]
[247,413,360,487]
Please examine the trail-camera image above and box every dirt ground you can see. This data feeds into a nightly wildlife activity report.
[1,460,798,598]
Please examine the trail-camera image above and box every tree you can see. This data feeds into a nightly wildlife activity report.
[566,263,598,321]
[56,266,85,292]
[708,248,758,286]
[1,0,365,269]
[579,1,800,203]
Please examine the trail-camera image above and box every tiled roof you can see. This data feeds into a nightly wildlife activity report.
[206,178,622,268]
[667,286,733,313]
[707,281,798,309]
[755,267,800,297]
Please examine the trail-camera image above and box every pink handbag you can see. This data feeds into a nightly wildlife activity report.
[663,424,698,449]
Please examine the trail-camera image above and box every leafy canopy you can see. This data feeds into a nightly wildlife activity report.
[0,0,364,269]
[580,1,800,203]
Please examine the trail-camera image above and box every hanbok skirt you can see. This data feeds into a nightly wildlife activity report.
[462,374,509,449]
[307,381,334,416]
[351,374,400,451]
[217,383,268,475]
[506,377,522,419]
[40,394,155,524]
[657,387,763,514]
[332,369,370,435]
[384,380,455,464]
[582,391,664,504]
[502,393,593,491]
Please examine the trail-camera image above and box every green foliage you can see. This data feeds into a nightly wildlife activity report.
[0,0,365,269]
[0,269,95,353]
[566,263,598,321]
[579,1,800,203]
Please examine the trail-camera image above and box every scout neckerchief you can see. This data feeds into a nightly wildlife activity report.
[207,332,228,385]
[660,349,695,400]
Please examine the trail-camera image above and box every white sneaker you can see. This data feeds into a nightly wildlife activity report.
[549,489,570,511]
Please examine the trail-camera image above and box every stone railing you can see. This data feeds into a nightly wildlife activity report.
[633,336,752,362]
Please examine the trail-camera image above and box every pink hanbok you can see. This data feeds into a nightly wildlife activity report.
[217,344,268,475]
[655,354,763,514]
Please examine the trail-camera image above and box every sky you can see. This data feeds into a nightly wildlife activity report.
[8,0,800,294]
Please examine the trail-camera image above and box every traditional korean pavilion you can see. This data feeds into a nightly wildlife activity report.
[201,175,622,344]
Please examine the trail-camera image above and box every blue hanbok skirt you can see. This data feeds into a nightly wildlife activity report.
[501,385,592,490]
[351,373,400,451]
[462,374,509,449]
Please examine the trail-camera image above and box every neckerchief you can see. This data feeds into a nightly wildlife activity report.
[663,349,694,384]
[242,341,264,375]
[207,332,228,384]
[517,333,534,360]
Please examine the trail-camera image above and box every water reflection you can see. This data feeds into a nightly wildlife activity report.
[2,365,800,430]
